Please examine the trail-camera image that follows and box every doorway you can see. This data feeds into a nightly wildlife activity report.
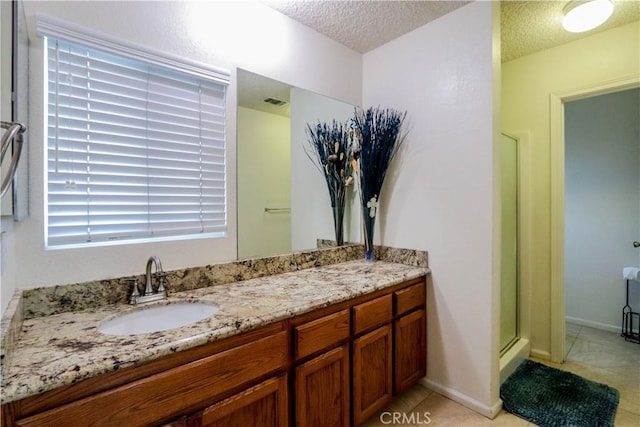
[564,88,640,337]
[549,77,640,363]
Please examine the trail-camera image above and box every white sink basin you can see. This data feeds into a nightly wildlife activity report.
[98,302,219,336]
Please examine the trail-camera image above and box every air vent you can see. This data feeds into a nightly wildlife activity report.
[263,97,288,107]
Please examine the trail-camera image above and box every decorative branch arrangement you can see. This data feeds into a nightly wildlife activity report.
[304,107,407,260]
[351,106,407,259]
[305,120,354,246]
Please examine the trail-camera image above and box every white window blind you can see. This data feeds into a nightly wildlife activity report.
[46,37,228,248]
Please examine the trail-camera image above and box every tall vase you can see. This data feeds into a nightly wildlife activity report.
[362,195,378,267]
[362,213,374,261]
[332,205,345,246]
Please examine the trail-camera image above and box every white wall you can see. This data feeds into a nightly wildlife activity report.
[363,1,501,417]
[237,107,291,259]
[0,1,361,301]
[565,88,640,331]
[290,87,359,251]
[502,21,640,358]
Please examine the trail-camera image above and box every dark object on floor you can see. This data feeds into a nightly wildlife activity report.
[622,279,640,343]
[500,359,619,427]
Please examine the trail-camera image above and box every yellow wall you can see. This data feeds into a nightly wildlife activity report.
[502,21,640,358]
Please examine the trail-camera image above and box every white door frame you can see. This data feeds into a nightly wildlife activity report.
[549,75,640,363]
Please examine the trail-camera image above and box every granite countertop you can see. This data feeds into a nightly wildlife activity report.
[1,259,428,404]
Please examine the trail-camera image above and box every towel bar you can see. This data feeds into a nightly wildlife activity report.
[265,207,290,213]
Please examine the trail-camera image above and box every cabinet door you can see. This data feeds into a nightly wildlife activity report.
[394,309,426,394]
[295,344,350,427]
[189,375,288,427]
[352,324,392,426]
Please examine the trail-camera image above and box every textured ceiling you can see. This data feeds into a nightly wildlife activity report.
[264,0,471,53]
[264,0,640,61]
[501,0,640,62]
[242,1,639,116]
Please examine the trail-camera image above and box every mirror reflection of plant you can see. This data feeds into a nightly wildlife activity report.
[352,106,407,257]
[305,120,354,246]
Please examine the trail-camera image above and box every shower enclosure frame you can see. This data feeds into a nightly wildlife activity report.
[499,131,533,384]
[500,132,520,355]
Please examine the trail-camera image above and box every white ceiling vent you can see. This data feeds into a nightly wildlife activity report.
[263,97,288,107]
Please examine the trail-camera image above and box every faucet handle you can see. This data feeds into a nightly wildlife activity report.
[129,279,140,304]
[157,272,166,294]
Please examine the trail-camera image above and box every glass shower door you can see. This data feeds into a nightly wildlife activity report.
[500,133,519,352]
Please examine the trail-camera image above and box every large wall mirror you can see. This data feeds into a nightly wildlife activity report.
[1,0,14,217]
[237,69,361,259]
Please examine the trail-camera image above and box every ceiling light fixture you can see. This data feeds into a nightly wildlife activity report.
[562,0,615,33]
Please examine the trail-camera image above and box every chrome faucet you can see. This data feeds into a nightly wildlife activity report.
[145,255,165,295]
[130,256,167,304]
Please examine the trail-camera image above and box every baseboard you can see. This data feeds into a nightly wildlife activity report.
[565,316,621,334]
[420,378,503,419]
[530,348,550,360]
[499,338,530,384]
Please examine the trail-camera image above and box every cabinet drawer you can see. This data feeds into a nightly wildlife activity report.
[295,309,350,359]
[394,282,425,315]
[352,294,392,335]
[16,331,288,427]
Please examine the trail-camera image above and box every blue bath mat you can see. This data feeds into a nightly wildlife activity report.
[500,359,619,427]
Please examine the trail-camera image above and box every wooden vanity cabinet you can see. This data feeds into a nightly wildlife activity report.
[292,278,426,427]
[2,276,427,427]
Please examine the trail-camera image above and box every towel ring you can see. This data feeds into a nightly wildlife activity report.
[1,121,27,198]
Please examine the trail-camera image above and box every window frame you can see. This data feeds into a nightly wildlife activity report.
[38,16,231,249]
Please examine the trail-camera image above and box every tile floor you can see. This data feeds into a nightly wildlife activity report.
[362,323,640,426]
